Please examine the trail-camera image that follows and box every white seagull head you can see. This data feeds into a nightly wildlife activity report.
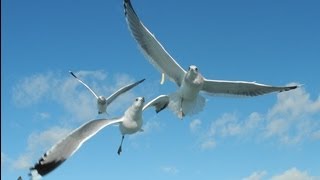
[188,65,199,74]
[97,96,107,105]
[133,97,145,107]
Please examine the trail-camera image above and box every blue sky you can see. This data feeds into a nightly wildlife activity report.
[2,0,320,179]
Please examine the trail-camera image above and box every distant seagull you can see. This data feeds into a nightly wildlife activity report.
[29,95,169,178]
[123,0,298,118]
[69,71,145,114]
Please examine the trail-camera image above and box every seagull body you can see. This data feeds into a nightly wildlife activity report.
[69,71,145,114]
[123,0,298,118]
[30,95,169,178]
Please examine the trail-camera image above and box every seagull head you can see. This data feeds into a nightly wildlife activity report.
[133,97,145,108]
[186,65,199,80]
[97,96,107,105]
[188,65,198,74]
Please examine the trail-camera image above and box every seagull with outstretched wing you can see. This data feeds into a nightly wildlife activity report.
[70,71,145,114]
[29,95,169,178]
[123,0,298,118]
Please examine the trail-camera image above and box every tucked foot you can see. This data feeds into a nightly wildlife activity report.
[178,111,185,119]
[117,146,122,155]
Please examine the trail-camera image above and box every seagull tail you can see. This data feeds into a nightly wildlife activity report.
[168,92,206,117]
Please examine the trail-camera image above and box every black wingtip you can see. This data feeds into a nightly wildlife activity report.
[287,85,298,91]
[29,158,65,177]
[69,71,77,79]
[280,85,299,92]
[124,0,137,17]
[156,102,169,113]
[138,78,146,83]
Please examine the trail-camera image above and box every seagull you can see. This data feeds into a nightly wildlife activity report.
[123,0,298,118]
[29,95,169,178]
[69,71,145,114]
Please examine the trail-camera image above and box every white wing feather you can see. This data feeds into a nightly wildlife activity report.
[124,0,186,86]
[30,118,123,177]
[106,78,145,105]
[202,79,298,96]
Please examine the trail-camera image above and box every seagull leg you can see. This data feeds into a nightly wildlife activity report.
[179,98,185,119]
[117,135,125,155]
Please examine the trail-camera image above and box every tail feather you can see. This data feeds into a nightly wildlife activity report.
[169,92,206,117]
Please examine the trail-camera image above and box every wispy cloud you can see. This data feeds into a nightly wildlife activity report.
[264,85,320,144]
[198,85,320,150]
[12,70,142,122]
[12,126,72,170]
[190,119,202,133]
[200,139,216,150]
[1,152,10,169]
[270,167,318,180]
[161,165,179,174]
[243,168,318,180]
[12,72,53,107]
[242,170,267,180]
[11,70,145,171]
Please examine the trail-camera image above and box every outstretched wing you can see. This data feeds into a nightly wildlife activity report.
[143,95,170,113]
[106,78,145,105]
[202,79,298,96]
[69,71,99,99]
[30,118,123,177]
[124,0,186,86]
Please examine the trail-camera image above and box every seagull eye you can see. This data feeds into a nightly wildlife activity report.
[135,98,138,101]
[195,67,198,71]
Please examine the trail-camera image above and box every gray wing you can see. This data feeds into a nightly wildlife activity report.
[143,95,170,113]
[30,118,123,177]
[124,0,186,86]
[106,78,145,105]
[69,71,99,99]
[202,79,298,96]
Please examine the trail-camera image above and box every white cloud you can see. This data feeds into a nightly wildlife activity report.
[161,166,179,174]
[12,73,53,107]
[190,119,202,133]
[12,70,142,122]
[243,170,267,180]
[12,126,71,170]
[244,168,318,180]
[311,130,320,140]
[1,152,9,168]
[264,86,320,144]
[201,139,216,150]
[11,70,145,171]
[270,167,318,180]
[12,154,33,170]
[198,85,320,149]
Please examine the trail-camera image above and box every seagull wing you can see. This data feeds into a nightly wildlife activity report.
[30,118,123,177]
[143,95,170,113]
[69,71,99,99]
[124,0,186,86]
[106,78,145,105]
[202,79,298,96]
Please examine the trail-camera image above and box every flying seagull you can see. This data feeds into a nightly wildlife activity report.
[69,71,145,114]
[29,95,169,178]
[123,0,298,118]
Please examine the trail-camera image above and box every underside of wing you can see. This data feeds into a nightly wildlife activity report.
[202,79,298,96]
[124,0,186,86]
[69,71,99,99]
[143,95,170,113]
[30,118,122,177]
[106,78,145,105]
